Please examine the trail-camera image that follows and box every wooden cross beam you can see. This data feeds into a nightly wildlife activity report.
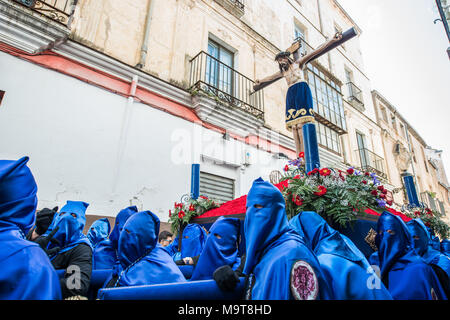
[251,27,358,93]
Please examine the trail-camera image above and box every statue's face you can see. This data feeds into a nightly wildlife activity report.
[277,57,290,71]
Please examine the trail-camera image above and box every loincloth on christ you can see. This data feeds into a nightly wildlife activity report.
[285,81,315,131]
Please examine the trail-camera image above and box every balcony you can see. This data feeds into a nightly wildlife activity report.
[189,51,264,120]
[346,81,364,111]
[13,0,74,27]
[214,0,245,19]
[420,191,446,214]
[354,148,387,179]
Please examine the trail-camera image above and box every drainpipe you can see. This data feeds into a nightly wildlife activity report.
[136,0,155,69]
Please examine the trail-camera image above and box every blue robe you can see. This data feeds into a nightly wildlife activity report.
[290,211,392,300]
[376,211,447,300]
[442,239,450,257]
[113,210,186,287]
[243,178,333,300]
[190,216,241,280]
[407,219,450,282]
[0,157,61,300]
[87,218,116,270]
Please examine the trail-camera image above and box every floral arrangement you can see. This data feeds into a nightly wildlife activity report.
[168,195,221,233]
[280,153,449,238]
[403,206,450,239]
[280,153,397,228]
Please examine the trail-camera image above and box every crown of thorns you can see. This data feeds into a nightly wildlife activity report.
[275,51,293,62]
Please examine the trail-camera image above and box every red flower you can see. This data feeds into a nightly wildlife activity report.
[362,180,367,184]
[425,222,431,227]
[382,189,388,194]
[178,210,185,219]
[307,168,320,176]
[319,168,331,177]
[426,210,433,216]
[199,195,208,200]
[189,204,196,212]
[347,168,354,175]
[379,194,386,199]
[414,211,421,216]
[278,179,289,191]
[371,190,378,196]
[169,210,172,217]
[284,165,289,172]
[377,185,384,191]
[292,195,303,206]
[292,175,301,180]
[298,152,305,158]
[364,172,370,176]
[386,200,393,206]
[314,185,327,196]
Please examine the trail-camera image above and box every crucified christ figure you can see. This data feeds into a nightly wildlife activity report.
[254,31,350,155]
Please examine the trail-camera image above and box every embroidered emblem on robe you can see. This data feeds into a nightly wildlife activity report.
[290,260,319,300]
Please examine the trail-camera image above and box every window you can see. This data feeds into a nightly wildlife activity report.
[391,115,397,132]
[356,131,369,168]
[306,65,346,131]
[206,39,234,95]
[399,123,406,138]
[317,122,341,154]
[294,23,307,56]
[379,104,388,123]
[199,172,235,203]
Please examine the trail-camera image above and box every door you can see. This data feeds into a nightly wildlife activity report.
[206,40,233,95]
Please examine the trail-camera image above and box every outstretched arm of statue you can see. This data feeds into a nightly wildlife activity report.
[253,70,283,91]
[296,32,343,68]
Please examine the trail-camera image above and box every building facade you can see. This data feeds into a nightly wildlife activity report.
[0,0,448,226]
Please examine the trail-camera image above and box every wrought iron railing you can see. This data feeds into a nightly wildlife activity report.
[189,51,264,119]
[354,148,387,179]
[346,81,364,109]
[14,0,74,27]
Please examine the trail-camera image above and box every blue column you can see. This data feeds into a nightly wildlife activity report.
[302,123,321,173]
[402,173,420,207]
[191,164,200,200]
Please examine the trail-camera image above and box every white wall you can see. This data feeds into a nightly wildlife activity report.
[0,52,287,221]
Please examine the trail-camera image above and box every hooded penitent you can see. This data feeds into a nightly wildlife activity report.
[87,218,116,270]
[290,211,392,300]
[0,157,61,299]
[180,223,208,259]
[376,211,447,300]
[114,210,186,287]
[109,206,138,252]
[407,219,450,280]
[46,200,92,258]
[190,216,241,281]
[243,177,333,300]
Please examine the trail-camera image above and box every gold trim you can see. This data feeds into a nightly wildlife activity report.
[286,116,315,131]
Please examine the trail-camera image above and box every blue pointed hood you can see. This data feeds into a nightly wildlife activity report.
[180,223,207,258]
[243,177,290,275]
[190,216,240,280]
[376,211,415,277]
[48,200,91,255]
[407,219,445,264]
[290,211,363,262]
[87,218,111,247]
[0,156,37,236]
[110,206,138,251]
[118,210,159,269]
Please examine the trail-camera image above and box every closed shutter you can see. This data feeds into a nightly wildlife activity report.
[199,172,235,203]
[438,200,445,215]
[427,193,437,211]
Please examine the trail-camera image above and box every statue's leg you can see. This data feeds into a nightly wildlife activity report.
[293,124,304,155]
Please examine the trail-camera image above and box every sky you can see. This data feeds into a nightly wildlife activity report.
[337,0,450,177]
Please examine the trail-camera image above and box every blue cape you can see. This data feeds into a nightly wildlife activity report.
[190,216,241,280]
[377,211,447,300]
[115,210,186,287]
[109,206,138,252]
[243,178,333,300]
[442,239,450,257]
[88,218,116,270]
[47,200,92,258]
[407,218,450,280]
[290,211,392,300]
[0,157,61,299]
[180,223,208,258]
